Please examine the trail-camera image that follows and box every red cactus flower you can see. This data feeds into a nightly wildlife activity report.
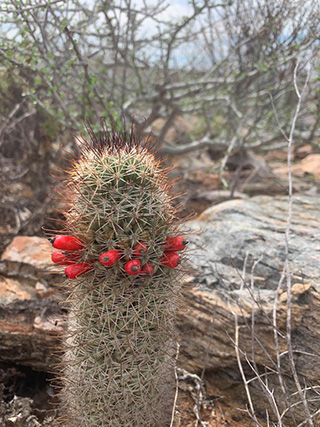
[161,252,180,268]
[65,263,93,279]
[165,236,188,252]
[99,250,121,266]
[133,243,147,257]
[125,259,141,276]
[51,251,75,265]
[140,262,154,276]
[49,235,84,251]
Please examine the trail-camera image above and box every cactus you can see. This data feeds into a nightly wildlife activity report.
[52,125,187,426]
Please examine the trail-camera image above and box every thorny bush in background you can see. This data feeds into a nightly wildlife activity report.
[1,0,319,253]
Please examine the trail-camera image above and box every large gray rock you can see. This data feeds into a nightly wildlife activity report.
[178,195,320,423]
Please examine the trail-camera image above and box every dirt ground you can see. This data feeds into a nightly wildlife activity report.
[0,364,266,426]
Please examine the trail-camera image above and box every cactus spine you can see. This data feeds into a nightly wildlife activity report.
[54,126,186,426]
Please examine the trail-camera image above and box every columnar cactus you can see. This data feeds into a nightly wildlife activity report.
[51,125,187,426]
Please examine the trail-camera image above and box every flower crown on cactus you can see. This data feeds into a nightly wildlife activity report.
[50,234,187,277]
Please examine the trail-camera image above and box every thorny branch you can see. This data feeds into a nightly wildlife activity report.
[229,62,317,426]
[0,0,319,153]
[283,62,313,426]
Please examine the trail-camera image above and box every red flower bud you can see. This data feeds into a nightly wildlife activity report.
[99,250,121,266]
[65,263,93,279]
[125,259,141,276]
[165,236,188,252]
[50,235,84,251]
[161,252,180,268]
[133,243,147,257]
[140,262,154,276]
[51,251,75,265]
[63,250,82,261]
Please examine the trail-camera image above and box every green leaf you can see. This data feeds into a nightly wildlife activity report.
[61,18,68,30]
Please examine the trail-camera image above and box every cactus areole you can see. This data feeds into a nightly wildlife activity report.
[52,124,188,426]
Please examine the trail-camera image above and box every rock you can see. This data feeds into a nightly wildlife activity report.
[1,236,52,271]
[0,276,36,305]
[0,237,65,370]
[294,144,313,159]
[178,194,320,422]
[0,395,56,427]
[273,153,320,179]
[191,190,248,205]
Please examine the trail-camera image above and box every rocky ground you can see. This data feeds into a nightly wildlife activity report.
[0,132,320,426]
